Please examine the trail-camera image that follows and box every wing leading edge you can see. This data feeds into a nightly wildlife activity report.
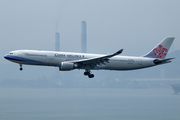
[73,49,123,69]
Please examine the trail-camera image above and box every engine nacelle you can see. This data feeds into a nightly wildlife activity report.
[59,62,75,71]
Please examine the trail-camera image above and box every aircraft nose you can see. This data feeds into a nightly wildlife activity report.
[4,54,9,59]
[4,54,12,60]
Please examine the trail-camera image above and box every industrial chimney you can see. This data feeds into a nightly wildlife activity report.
[81,21,87,53]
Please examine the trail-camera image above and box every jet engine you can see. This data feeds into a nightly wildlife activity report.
[59,62,75,71]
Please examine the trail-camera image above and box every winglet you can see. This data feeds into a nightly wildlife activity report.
[115,49,123,55]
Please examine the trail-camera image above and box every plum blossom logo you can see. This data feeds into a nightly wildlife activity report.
[153,45,167,57]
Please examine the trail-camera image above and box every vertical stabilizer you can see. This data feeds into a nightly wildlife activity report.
[144,37,175,59]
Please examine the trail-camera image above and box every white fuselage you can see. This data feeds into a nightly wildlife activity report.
[4,50,156,71]
[4,37,174,78]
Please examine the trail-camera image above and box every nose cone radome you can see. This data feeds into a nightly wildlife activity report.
[4,54,9,59]
[4,54,14,61]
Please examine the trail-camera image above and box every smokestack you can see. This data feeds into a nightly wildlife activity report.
[55,32,60,51]
[81,21,86,53]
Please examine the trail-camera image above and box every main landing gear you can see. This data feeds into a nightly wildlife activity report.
[84,69,94,78]
[19,64,23,71]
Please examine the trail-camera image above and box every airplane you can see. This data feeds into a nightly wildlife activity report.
[4,37,174,78]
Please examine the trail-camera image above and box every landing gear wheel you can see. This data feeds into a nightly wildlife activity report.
[88,74,94,78]
[84,69,94,78]
[19,64,23,71]
[84,72,90,76]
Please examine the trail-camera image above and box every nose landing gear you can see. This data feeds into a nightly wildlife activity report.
[20,64,23,71]
[84,69,94,78]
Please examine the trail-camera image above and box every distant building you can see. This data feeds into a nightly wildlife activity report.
[81,21,86,53]
[55,32,60,51]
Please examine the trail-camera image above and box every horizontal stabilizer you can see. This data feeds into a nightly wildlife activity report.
[153,58,175,65]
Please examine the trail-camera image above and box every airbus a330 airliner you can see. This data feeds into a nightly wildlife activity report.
[4,37,174,78]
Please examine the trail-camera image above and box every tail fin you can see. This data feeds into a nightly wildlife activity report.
[144,37,175,59]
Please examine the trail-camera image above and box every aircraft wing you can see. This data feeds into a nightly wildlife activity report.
[73,49,123,69]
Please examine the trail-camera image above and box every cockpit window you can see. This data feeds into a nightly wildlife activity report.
[10,53,13,54]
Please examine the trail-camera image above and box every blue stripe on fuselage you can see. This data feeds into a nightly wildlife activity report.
[4,54,44,64]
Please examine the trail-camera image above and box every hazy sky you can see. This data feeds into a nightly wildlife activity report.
[1,0,180,65]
